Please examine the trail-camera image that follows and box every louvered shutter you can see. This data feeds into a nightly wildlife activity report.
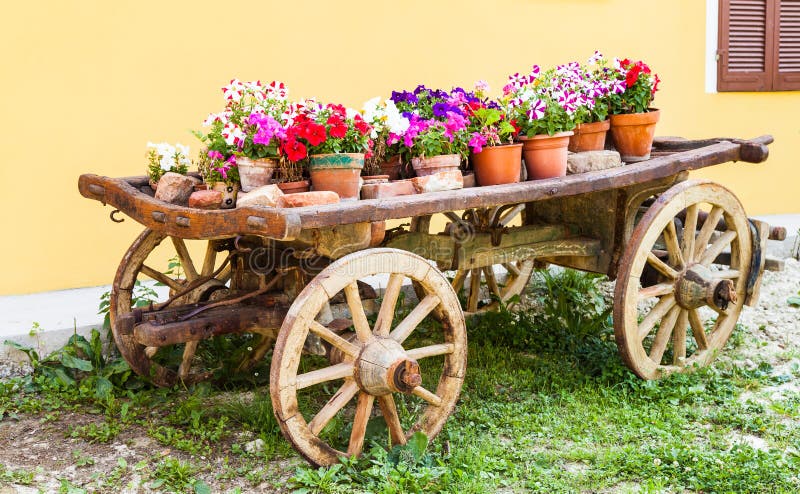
[718,0,775,91]
[775,0,800,89]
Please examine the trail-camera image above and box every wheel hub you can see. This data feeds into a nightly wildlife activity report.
[675,264,737,310]
[355,338,421,396]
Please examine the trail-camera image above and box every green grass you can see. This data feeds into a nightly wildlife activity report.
[2,269,800,493]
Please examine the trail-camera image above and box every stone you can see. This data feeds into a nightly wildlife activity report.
[567,150,622,174]
[188,189,223,209]
[276,191,340,208]
[154,172,200,205]
[244,438,265,453]
[236,184,284,208]
[361,180,416,200]
[411,169,463,194]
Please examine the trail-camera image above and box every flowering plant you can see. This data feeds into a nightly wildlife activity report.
[387,85,477,159]
[607,58,660,115]
[282,102,373,161]
[361,97,410,174]
[504,65,578,137]
[463,81,517,153]
[146,142,191,183]
[194,79,290,162]
[199,150,239,185]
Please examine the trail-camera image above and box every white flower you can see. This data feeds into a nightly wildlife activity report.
[159,155,176,171]
[384,101,409,135]
[361,96,382,123]
[175,143,190,156]
[345,107,359,120]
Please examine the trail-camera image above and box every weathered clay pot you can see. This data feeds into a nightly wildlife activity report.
[237,157,278,192]
[462,173,476,188]
[411,154,461,177]
[519,131,574,180]
[379,155,403,180]
[309,153,364,201]
[362,175,390,185]
[211,182,239,209]
[277,180,310,194]
[609,109,660,162]
[568,120,611,153]
[471,143,523,186]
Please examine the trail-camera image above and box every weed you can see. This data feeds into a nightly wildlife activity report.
[0,463,36,485]
[148,457,210,493]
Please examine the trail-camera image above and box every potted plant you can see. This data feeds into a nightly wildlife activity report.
[569,51,612,153]
[361,96,410,181]
[466,82,521,186]
[200,150,240,209]
[505,65,576,179]
[607,58,661,162]
[283,101,373,200]
[146,142,191,190]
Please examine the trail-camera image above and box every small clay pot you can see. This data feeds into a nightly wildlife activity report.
[362,175,390,185]
[471,143,523,186]
[211,182,239,209]
[411,154,461,177]
[609,109,660,162]
[519,132,573,180]
[238,157,278,192]
[378,155,403,180]
[309,153,364,201]
[569,120,611,153]
[461,173,476,188]
[277,180,310,194]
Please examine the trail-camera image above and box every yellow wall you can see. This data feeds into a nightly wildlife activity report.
[1,0,798,295]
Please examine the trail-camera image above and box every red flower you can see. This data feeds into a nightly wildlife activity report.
[299,122,327,146]
[509,119,520,134]
[652,73,661,94]
[626,65,642,88]
[282,137,307,162]
[327,115,347,138]
[354,119,372,136]
[467,100,484,112]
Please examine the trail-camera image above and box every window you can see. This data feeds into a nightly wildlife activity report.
[717,0,800,91]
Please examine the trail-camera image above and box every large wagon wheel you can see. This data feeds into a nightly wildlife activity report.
[411,205,536,314]
[271,248,467,466]
[614,180,752,379]
[110,229,276,387]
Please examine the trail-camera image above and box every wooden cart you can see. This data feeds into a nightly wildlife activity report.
[79,135,783,466]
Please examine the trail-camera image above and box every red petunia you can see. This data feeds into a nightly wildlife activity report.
[509,119,521,134]
[283,137,307,162]
[354,119,372,136]
[299,122,327,146]
[626,65,642,88]
[652,73,661,94]
[327,115,347,138]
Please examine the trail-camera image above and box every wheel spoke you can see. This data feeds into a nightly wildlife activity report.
[308,380,359,436]
[377,395,406,446]
[688,308,709,350]
[412,386,442,407]
[672,310,689,365]
[698,230,737,266]
[140,265,182,291]
[664,220,684,269]
[390,294,440,344]
[451,270,468,292]
[406,343,455,360]
[638,282,675,300]
[309,321,360,358]
[171,238,199,281]
[467,269,481,312]
[483,267,501,299]
[647,252,679,280]
[296,362,353,390]
[649,305,681,364]
[347,393,375,457]
[503,262,521,278]
[374,273,405,337]
[344,282,373,342]
[178,341,198,381]
[682,204,699,262]
[638,294,676,341]
[694,206,724,261]
[201,242,217,277]
[144,346,159,358]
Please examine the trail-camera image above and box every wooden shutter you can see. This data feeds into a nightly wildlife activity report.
[775,0,800,89]
[718,0,775,91]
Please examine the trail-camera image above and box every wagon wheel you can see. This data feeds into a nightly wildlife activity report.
[110,229,277,387]
[614,180,752,379]
[271,248,467,466]
[411,205,536,314]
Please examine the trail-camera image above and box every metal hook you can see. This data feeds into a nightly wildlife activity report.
[110,209,125,223]
[234,235,253,253]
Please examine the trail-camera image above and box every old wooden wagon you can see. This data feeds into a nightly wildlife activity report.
[79,135,783,466]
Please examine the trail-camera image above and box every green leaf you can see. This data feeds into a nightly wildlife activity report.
[68,334,94,360]
[94,377,112,399]
[194,480,212,494]
[52,367,76,386]
[62,353,93,372]
[788,296,800,307]
[406,431,429,461]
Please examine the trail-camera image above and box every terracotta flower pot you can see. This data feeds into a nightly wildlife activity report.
[379,155,403,180]
[519,131,574,180]
[277,180,310,194]
[462,172,476,188]
[471,143,523,186]
[568,120,611,153]
[362,175,390,185]
[237,157,278,192]
[411,154,461,177]
[211,182,239,209]
[309,153,364,201]
[609,109,660,162]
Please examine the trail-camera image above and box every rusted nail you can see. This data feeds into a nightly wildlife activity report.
[176,216,190,227]
[152,211,166,223]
